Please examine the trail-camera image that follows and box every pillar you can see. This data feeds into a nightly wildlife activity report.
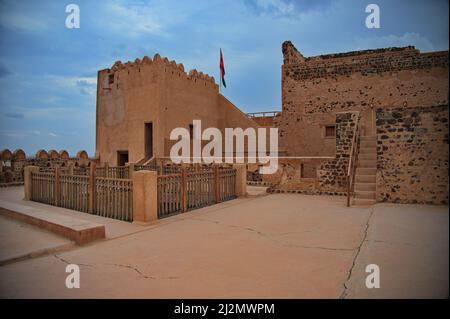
[132,170,158,224]
[24,166,39,200]
[233,164,247,197]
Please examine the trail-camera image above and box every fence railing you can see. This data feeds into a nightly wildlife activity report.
[30,167,133,222]
[157,174,182,218]
[96,177,133,222]
[156,167,237,219]
[96,166,129,179]
[59,174,89,212]
[187,170,215,210]
[31,172,55,205]
[28,164,241,223]
[218,168,236,202]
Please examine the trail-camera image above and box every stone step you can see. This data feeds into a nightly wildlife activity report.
[355,182,376,192]
[359,153,377,160]
[355,190,376,199]
[360,140,377,148]
[356,167,376,175]
[355,174,376,183]
[359,147,377,154]
[358,160,377,168]
[352,198,376,206]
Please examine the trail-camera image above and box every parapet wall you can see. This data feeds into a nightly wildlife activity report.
[283,41,449,81]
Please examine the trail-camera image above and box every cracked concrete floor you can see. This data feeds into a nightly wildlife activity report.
[0,194,447,298]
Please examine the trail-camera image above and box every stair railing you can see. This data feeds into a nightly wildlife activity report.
[346,115,361,207]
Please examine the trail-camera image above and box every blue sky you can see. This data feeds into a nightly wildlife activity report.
[0,0,448,155]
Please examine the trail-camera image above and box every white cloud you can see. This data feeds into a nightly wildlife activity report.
[0,11,48,31]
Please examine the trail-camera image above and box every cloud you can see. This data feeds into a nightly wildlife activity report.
[0,64,11,77]
[2,112,24,119]
[243,0,332,18]
[99,1,166,37]
[0,9,48,32]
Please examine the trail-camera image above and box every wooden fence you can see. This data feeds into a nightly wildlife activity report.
[30,167,133,222]
[95,177,133,222]
[156,167,237,219]
[157,174,182,218]
[96,166,129,179]
[31,172,55,205]
[58,174,89,212]
[29,164,239,222]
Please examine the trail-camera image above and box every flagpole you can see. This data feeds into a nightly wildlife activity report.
[219,48,222,95]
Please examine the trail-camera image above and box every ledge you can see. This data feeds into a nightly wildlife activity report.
[0,200,105,245]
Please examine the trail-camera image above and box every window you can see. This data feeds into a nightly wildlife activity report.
[325,125,336,138]
[108,74,114,84]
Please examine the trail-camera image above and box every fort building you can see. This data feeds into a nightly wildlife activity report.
[266,41,448,205]
[95,54,259,167]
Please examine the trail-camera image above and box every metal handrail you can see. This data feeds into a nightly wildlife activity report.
[346,115,361,207]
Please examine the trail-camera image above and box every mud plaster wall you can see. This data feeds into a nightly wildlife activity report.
[96,55,258,165]
[376,105,449,204]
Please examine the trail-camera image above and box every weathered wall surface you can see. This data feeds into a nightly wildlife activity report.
[376,105,449,204]
[266,111,360,194]
[277,41,449,204]
[96,54,258,165]
[279,41,449,157]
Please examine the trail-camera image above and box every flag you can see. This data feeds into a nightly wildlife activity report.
[220,48,226,88]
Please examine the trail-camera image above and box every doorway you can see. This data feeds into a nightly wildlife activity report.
[145,122,153,159]
[117,151,129,166]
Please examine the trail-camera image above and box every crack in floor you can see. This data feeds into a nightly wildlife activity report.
[53,254,178,280]
[189,217,359,252]
[339,207,375,299]
[53,254,94,267]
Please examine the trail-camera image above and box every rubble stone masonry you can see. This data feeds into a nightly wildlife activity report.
[376,105,449,204]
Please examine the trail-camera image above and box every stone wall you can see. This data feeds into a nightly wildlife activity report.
[266,111,360,194]
[376,105,449,204]
[279,41,449,157]
[318,111,360,192]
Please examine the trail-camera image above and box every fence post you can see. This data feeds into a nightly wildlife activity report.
[214,165,220,203]
[23,166,39,200]
[104,162,109,178]
[54,165,60,206]
[132,170,157,224]
[233,164,247,197]
[181,167,187,212]
[89,162,97,214]
[128,163,135,179]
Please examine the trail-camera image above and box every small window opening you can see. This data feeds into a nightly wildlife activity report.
[325,125,336,137]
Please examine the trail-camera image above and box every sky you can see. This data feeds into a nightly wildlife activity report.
[0,0,448,155]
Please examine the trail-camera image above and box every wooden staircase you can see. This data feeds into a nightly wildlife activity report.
[353,135,377,206]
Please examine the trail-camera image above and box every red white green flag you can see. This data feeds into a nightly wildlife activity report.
[220,48,226,88]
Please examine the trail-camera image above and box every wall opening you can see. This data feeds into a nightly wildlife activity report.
[117,151,129,166]
[145,122,153,159]
[325,125,336,138]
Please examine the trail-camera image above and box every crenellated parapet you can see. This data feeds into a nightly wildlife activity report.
[105,53,217,89]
